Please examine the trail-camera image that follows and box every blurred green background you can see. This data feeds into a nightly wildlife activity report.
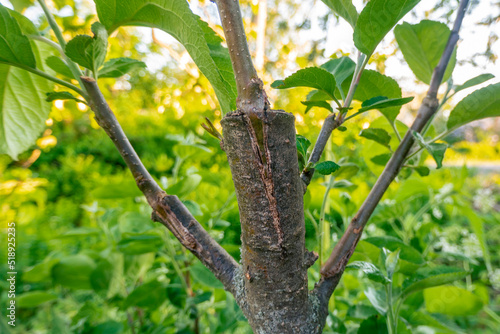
[0,0,499,333]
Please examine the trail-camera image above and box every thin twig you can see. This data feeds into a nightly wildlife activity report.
[300,53,368,186]
[314,0,470,303]
[214,0,268,112]
[80,76,240,292]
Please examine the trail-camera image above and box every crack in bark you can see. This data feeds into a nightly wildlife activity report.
[152,196,200,252]
[242,113,284,248]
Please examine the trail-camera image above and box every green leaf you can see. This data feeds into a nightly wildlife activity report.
[46,91,85,103]
[7,9,39,36]
[333,163,359,179]
[402,267,469,299]
[92,321,123,334]
[45,56,75,79]
[460,207,492,273]
[321,0,358,28]
[349,70,403,123]
[315,160,341,175]
[320,56,356,97]
[52,254,97,289]
[16,291,58,308]
[98,57,146,78]
[370,153,391,166]
[301,100,333,114]
[424,286,483,316]
[353,0,420,56]
[0,5,36,68]
[296,134,311,162]
[124,279,166,310]
[395,20,456,84]
[447,82,500,131]
[90,259,114,291]
[347,261,390,284]
[166,174,202,198]
[117,232,164,255]
[412,131,447,168]
[385,248,400,279]
[364,287,387,315]
[453,73,495,94]
[65,22,108,74]
[359,96,414,112]
[23,258,60,283]
[0,41,53,159]
[93,0,236,114]
[365,236,425,275]
[359,128,392,148]
[357,314,388,333]
[190,263,224,289]
[271,67,340,105]
[412,166,430,177]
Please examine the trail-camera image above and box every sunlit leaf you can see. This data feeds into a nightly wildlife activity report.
[359,128,392,148]
[453,73,494,94]
[98,57,146,78]
[347,261,390,284]
[447,82,500,131]
[424,286,483,316]
[402,266,469,299]
[321,0,358,28]
[65,22,108,74]
[93,0,236,114]
[271,67,340,105]
[412,131,447,168]
[354,0,420,55]
[359,96,413,112]
[395,20,456,84]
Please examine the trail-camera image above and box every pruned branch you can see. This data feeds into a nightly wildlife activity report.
[81,76,239,292]
[214,0,268,113]
[314,0,470,303]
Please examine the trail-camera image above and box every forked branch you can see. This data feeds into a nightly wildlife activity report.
[81,77,239,292]
[314,0,470,303]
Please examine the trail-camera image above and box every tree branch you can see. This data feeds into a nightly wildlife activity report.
[80,76,240,292]
[214,0,268,113]
[300,53,367,186]
[314,0,470,304]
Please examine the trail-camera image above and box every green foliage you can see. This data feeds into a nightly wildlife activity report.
[315,160,340,175]
[447,82,500,131]
[359,128,392,149]
[46,91,85,103]
[424,286,484,316]
[347,261,390,284]
[272,67,340,105]
[45,56,75,79]
[351,71,404,123]
[395,20,456,84]
[353,0,420,56]
[0,42,53,159]
[321,0,358,28]
[65,22,108,75]
[0,4,36,68]
[93,0,236,114]
[412,131,447,169]
[359,96,414,112]
[98,57,146,78]
[453,73,494,94]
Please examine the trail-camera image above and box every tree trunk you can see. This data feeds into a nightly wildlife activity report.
[222,110,322,333]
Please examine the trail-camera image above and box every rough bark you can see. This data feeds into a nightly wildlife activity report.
[222,110,321,333]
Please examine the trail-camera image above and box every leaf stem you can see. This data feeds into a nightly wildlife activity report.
[300,53,368,186]
[37,0,85,90]
[319,176,335,267]
[0,60,86,97]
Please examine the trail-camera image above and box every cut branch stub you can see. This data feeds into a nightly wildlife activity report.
[222,110,317,333]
